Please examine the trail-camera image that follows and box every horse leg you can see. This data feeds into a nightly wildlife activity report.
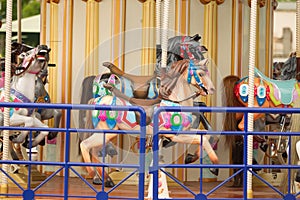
[9,114,34,144]
[91,147,102,185]
[80,129,117,187]
[23,117,49,148]
[47,109,62,140]
[167,134,219,175]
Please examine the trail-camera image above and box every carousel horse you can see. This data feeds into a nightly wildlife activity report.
[80,59,218,187]
[78,34,214,184]
[0,45,52,148]
[222,60,300,187]
[0,43,61,149]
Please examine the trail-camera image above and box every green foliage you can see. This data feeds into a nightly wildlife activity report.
[0,0,40,20]
[23,1,40,18]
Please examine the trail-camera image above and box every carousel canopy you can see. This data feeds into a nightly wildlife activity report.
[0,14,40,33]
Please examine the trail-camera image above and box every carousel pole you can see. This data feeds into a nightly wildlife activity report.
[147,0,171,199]
[156,0,161,49]
[17,0,22,43]
[1,0,13,195]
[246,0,258,198]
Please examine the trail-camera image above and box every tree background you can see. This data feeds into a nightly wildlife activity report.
[0,0,40,21]
[0,0,40,55]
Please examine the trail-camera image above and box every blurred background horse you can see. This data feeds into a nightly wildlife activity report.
[222,53,298,187]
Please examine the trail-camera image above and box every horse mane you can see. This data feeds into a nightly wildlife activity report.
[222,75,244,147]
[159,59,189,99]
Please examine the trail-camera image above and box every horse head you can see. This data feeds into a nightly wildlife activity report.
[155,34,207,75]
[159,58,214,102]
[17,45,51,75]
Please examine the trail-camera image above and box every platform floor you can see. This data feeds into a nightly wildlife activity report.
[2,175,290,199]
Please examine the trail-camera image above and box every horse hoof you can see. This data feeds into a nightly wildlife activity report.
[104,180,115,188]
[22,141,30,149]
[162,138,177,148]
[107,147,118,158]
[209,168,219,176]
[92,177,102,185]
[259,143,268,152]
[39,139,46,146]
[185,153,199,164]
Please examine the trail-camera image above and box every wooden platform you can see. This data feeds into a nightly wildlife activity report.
[2,176,287,199]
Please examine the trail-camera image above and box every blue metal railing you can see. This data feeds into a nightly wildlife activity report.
[0,103,299,199]
[0,102,146,200]
[152,106,300,200]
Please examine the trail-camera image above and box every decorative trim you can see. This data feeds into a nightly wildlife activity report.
[82,0,101,2]
[199,0,224,5]
[248,0,266,8]
[47,0,60,3]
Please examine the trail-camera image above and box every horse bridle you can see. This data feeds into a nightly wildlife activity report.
[14,48,48,76]
[187,60,208,95]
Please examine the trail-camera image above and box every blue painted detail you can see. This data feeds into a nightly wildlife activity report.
[23,189,34,200]
[284,194,296,200]
[96,191,108,200]
[195,193,207,200]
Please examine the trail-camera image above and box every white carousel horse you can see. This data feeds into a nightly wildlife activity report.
[80,58,219,187]
[0,43,61,149]
[0,45,51,148]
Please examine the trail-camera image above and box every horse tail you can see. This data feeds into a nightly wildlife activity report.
[79,75,96,129]
[222,75,243,147]
[85,98,96,131]
[77,76,96,156]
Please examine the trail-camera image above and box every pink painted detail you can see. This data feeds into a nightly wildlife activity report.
[163,113,172,129]
[273,86,280,101]
[99,110,107,121]
[47,138,57,144]
[116,112,122,123]
[182,115,191,127]
[293,89,299,103]
[108,74,116,84]
[158,180,162,188]
[162,112,191,129]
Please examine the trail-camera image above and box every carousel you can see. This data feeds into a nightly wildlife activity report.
[0,0,300,199]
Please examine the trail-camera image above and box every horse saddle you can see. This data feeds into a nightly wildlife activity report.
[103,83,161,125]
[254,67,299,106]
[103,62,158,99]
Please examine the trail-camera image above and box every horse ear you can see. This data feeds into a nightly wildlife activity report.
[200,45,208,53]
[197,58,209,66]
[191,34,201,42]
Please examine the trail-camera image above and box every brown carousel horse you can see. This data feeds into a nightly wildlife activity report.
[223,61,300,187]
[80,59,218,187]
